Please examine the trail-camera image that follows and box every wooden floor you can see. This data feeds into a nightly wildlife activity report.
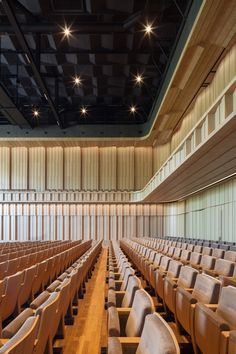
[63,247,108,354]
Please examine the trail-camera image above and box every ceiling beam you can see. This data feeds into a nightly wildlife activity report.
[0,84,31,128]
[1,0,64,128]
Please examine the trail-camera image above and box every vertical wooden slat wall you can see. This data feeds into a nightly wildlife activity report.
[0,147,10,189]
[29,147,45,190]
[11,147,28,190]
[0,146,155,191]
[0,203,163,241]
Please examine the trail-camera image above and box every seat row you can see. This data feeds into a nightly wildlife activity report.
[0,241,83,280]
[107,241,180,354]
[129,238,236,288]
[163,236,236,251]
[0,240,76,255]
[0,240,92,335]
[121,238,236,354]
[0,240,102,354]
[138,237,236,262]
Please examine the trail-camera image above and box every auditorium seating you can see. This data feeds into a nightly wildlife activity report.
[0,315,39,354]
[108,289,155,337]
[0,240,102,353]
[108,313,180,354]
[194,285,236,354]
[119,237,236,354]
[107,275,141,308]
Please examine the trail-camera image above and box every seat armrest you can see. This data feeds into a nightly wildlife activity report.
[204,304,218,311]
[184,288,193,293]
[108,307,121,337]
[117,308,131,316]
[120,337,140,353]
[1,308,34,339]
[108,337,123,354]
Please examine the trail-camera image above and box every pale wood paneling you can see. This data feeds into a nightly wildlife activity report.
[117,147,134,191]
[82,147,99,190]
[171,44,236,151]
[64,147,81,190]
[99,147,116,190]
[153,143,170,174]
[135,147,153,189]
[11,147,28,190]
[29,147,45,191]
[46,147,63,190]
[0,147,10,189]
[0,203,161,241]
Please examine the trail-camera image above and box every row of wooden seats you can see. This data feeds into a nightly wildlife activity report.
[0,241,102,353]
[133,238,236,285]
[0,240,71,254]
[0,241,92,335]
[139,237,236,262]
[121,238,236,354]
[0,241,81,262]
[163,236,236,251]
[106,241,180,354]
[0,241,82,280]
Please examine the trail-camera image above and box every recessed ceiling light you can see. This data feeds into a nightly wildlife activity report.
[74,76,82,86]
[80,106,88,115]
[144,23,153,35]
[63,25,71,37]
[130,105,137,114]
[134,74,144,85]
[33,109,39,117]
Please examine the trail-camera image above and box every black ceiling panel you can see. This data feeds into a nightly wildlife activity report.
[0,0,193,130]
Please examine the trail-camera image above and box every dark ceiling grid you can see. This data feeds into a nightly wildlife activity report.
[0,0,191,130]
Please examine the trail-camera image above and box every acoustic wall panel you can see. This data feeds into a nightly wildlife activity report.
[99,147,116,190]
[82,147,99,190]
[47,147,63,190]
[0,147,10,189]
[117,147,134,191]
[29,147,45,191]
[11,147,28,189]
[135,147,153,190]
[64,147,81,190]
[0,203,161,241]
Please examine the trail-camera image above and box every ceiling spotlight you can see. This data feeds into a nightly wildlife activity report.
[134,74,143,85]
[144,23,153,35]
[80,106,88,116]
[33,109,39,117]
[63,25,71,37]
[74,76,82,86]
[130,105,137,114]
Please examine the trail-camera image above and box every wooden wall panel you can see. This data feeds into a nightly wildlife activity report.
[0,147,10,189]
[0,203,161,241]
[47,147,63,190]
[135,147,153,189]
[29,147,45,191]
[117,147,134,191]
[153,143,170,174]
[82,147,99,190]
[11,147,28,189]
[64,147,81,190]
[171,44,236,151]
[99,147,116,190]
[0,145,173,191]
